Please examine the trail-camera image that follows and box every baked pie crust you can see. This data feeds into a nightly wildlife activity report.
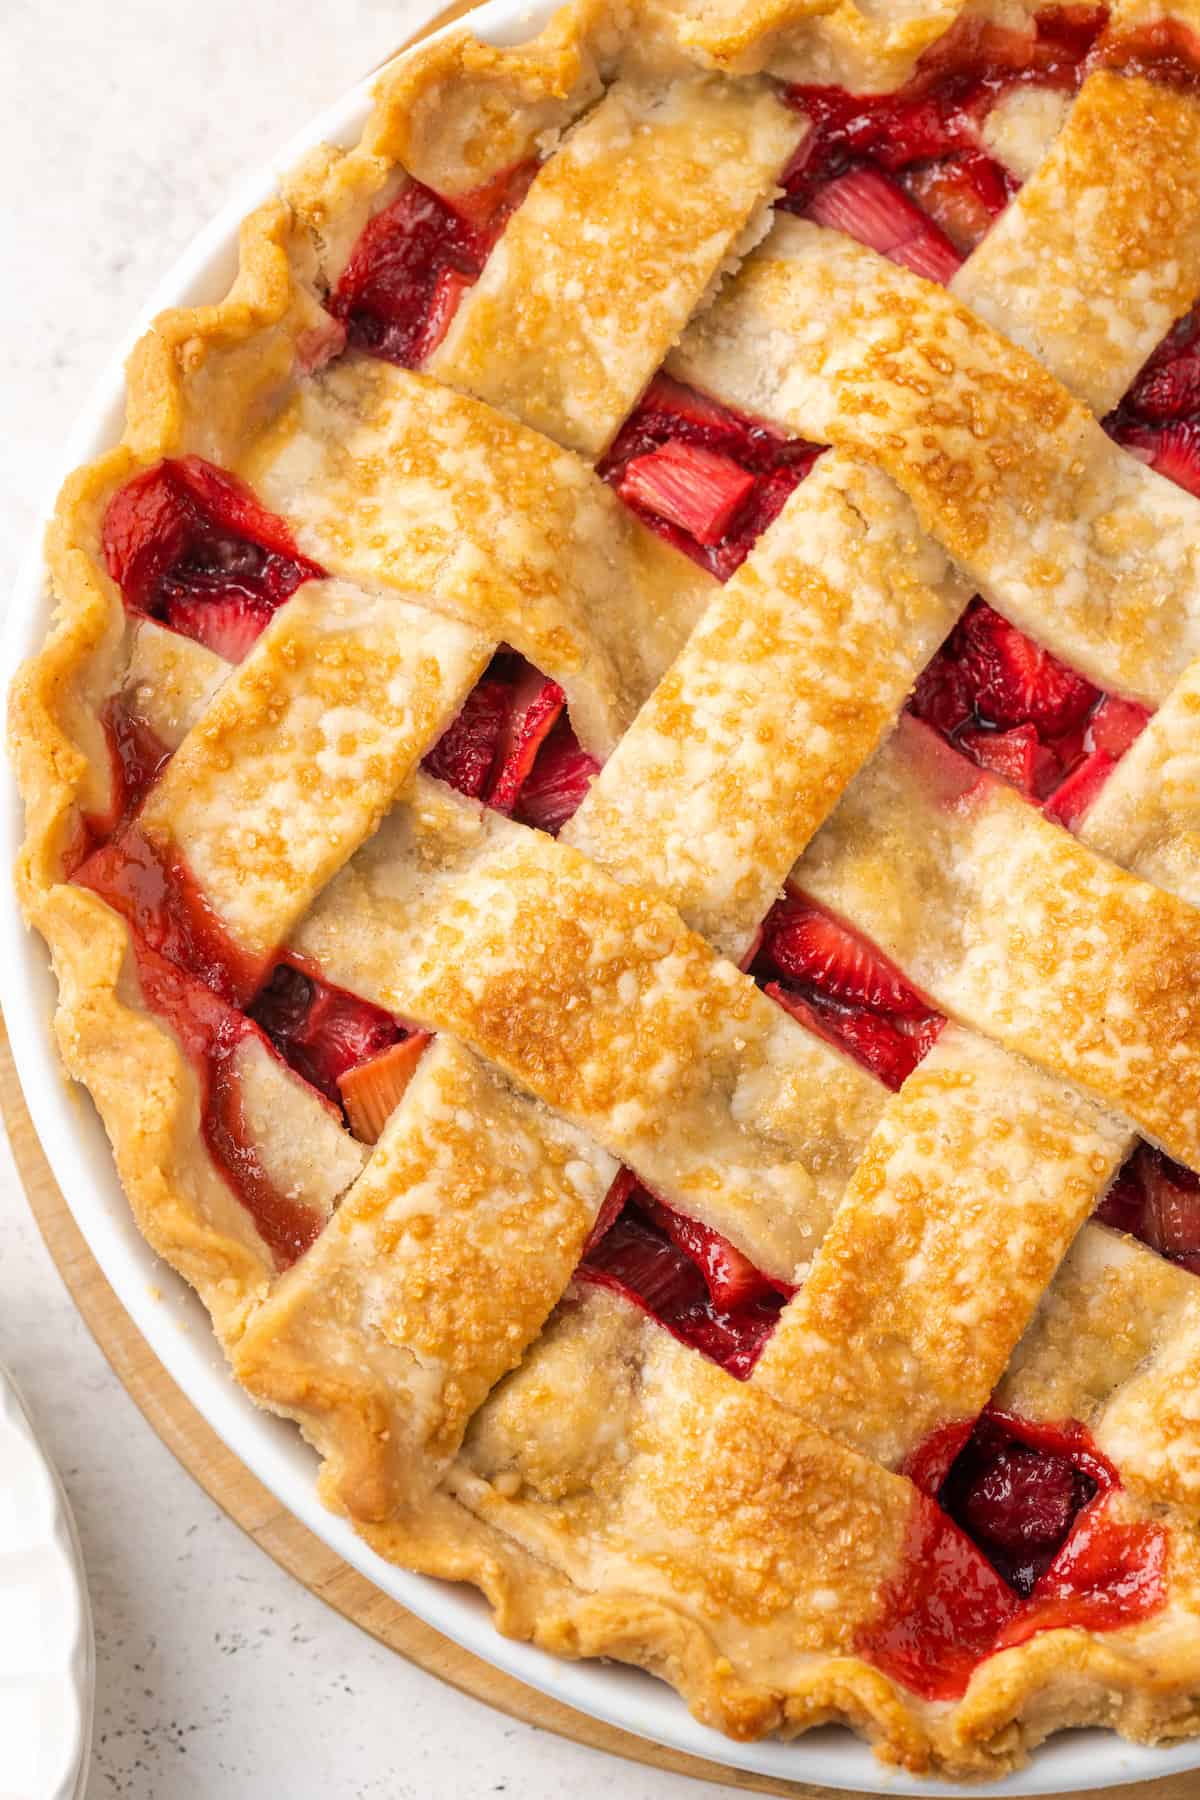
[14,0,1200,1776]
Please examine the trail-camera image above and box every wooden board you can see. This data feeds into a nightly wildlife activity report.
[3,5,1197,1794]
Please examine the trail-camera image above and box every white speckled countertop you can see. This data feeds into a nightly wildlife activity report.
[0,4,729,1793]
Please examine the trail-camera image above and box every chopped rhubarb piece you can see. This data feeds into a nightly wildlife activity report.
[249,961,403,1104]
[956,723,1057,798]
[578,1188,787,1378]
[515,720,601,836]
[1110,419,1200,498]
[758,892,930,1018]
[101,457,322,656]
[338,1034,431,1143]
[329,163,535,369]
[643,1197,787,1309]
[902,151,1011,253]
[804,165,963,284]
[1042,749,1116,830]
[486,668,566,815]
[1088,693,1152,758]
[582,1209,708,1317]
[616,441,756,547]
[423,677,511,799]
[599,375,821,580]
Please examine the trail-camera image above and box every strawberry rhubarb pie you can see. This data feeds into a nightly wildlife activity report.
[13,0,1200,1776]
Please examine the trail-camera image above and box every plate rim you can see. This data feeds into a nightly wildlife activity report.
[4,6,1200,1792]
[0,1364,95,1800]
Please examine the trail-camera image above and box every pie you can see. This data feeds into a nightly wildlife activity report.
[13,0,1200,1777]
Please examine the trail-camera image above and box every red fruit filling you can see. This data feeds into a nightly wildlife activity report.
[422,650,597,831]
[248,959,408,1112]
[131,936,329,1268]
[856,1492,1021,1702]
[102,457,323,657]
[866,1409,1167,1698]
[78,693,173,854]
[909,599,1151,820]
[598,374,823,580]
[1096,1142,1200,1275]
[578,1174,794,1379]
[1093,15,1200,89]
[753,890,945,1091]
[327,162,537,368]
[781,7,1109,268]
[1107,300,1200,495]
[513,718,601,837]
[75,826,269,1010]
[803,163,965,282]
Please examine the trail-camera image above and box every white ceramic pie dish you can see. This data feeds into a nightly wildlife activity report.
[0,1367,93,1800]
[5,5,1200,1793]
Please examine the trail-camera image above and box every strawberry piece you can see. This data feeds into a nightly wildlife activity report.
[338,1033,431,1143]
[765,983,935,1091]
[909,647,976,737]
[330,163,535,368]
[758,892,930,1018]
[1042,749,1116,831]
[936,1410,1102,1597]
[1118,301,1200,422]
[643,1198,784,1308]
[1138,1148,1200,1272]
[956,601,1099,736]
[804,165,963,284]
[1094,1163,1147,1238]
[963,1447,1081,1556]
[902,151,1010,253]
[486,667,566,815]
[249,961,402,1104]
[515,721,601,836]
[423,677,511,800]
[616,440,756,546]
[584,1167,637,1254]
[1111,420,1200,499]
[1088,694,1152,759]
[330,182,482,367]
[956,723,1057,799]
[102,456,322,631]
[162,593,273,663]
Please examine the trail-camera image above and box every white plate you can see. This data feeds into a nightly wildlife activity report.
[0,1368,92,1800]
[5,5,1200,1791]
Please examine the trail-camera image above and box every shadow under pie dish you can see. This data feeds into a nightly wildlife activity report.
[13,0,1200,1781]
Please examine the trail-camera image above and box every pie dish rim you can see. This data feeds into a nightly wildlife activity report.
[6,2,1200,1791]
